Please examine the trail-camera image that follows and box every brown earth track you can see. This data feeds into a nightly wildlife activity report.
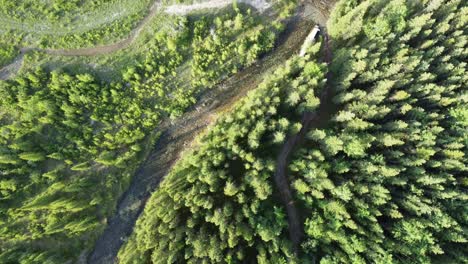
[272,13,335,258]
[88,6,317,264]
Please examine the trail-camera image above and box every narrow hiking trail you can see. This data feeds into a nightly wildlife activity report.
[273,24,336,257]
[88,6,317,264]
[0,0,269,80]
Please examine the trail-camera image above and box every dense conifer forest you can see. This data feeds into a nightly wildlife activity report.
[293,0,467,262]
[119,0,467,263]
[118,42,326,263]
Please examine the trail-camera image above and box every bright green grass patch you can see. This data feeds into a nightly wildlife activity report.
[0,0,153,49]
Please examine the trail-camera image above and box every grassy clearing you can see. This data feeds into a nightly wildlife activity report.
[0,0,222,50]
[20,13,182,82]
[0,0,153,49]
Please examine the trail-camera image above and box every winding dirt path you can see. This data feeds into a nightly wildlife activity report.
[0,0,275,80]
[88,6,316,264]
[272,0,336,257]
[0,0,161,80]
[43,0,162,57]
